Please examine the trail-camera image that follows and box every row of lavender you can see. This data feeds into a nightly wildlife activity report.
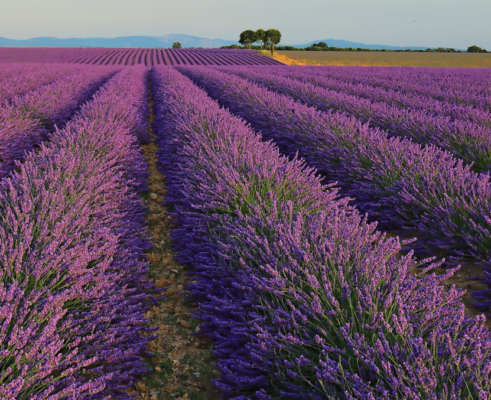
[268,66,491,111]
[216,66,491,172]
[297,66,491,103]
[178,66,491,274]
[0,63,103,102]
[62,49,279,67]
[0,48,282,66]
[0,64,120,179]
[0,67,153,398]
[152,65,491,399]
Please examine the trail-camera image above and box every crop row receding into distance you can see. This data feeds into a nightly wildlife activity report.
[0,47,283,66]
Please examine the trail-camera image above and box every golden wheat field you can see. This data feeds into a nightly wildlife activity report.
[269,50,491,67]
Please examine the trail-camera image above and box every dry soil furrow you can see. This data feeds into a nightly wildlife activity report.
[130,74,220,400]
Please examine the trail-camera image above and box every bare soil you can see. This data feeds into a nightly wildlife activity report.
[129,76,221,400]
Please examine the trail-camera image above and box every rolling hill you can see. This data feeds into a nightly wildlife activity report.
[0,35,439,50]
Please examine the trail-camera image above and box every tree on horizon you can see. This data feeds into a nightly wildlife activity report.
[265,29,281,55]
[255,29,266,49]
[239,30,257,49]
[468,45,487,53]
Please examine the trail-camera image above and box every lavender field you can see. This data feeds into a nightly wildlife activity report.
[0,48,282,66]
[2,59,491,399]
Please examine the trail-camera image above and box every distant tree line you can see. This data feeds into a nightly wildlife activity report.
[237,29,282,54]
[223,43,465,52]
[467,45,488,53]
[223,39,490,53]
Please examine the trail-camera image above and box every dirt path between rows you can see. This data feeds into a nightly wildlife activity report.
[129,73,220,400]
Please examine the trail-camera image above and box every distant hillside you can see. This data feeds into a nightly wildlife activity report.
[0,35,443,50]
[287,39,430,50]
[0,34,239,48]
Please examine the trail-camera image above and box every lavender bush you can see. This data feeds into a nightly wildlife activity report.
[0,66,153,399]
[0,64,89,102]
[152,65,491,399]
[0,66,119,179]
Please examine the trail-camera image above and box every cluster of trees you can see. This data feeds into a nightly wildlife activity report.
[223,43,465,53]
[238,29,282,54]
[468,45,488,53]
[172,42,182,49]
[310,42,328,49]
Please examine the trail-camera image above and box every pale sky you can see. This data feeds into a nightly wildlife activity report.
[1,0,490,49]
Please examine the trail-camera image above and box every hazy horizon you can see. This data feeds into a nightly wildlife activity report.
[2,0,490,50]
